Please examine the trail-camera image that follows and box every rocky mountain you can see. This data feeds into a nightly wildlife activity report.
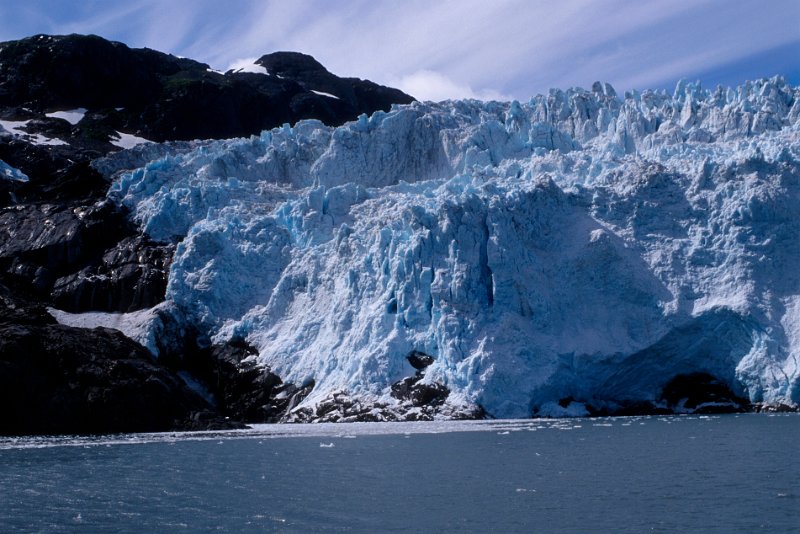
[0,34,413,435]
[0,34,412,144]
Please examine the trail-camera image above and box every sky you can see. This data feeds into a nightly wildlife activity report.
[0,0,798,102]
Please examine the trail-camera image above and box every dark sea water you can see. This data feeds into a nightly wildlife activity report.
[1,414,798,533]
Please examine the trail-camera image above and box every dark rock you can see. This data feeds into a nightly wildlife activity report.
[0,140,107,205]
[558,396,575,408]
[390,376,416,400]
[179,339,313,423]
[0,34,196,111]
[390,373,449,407]
[0,311,214,436]
[258,51,413,120]
[0,201,125,268]
[0,276,55,325]
[0,34,414,144]
[391,350,450,411]
[0,278,242,435]
[51,235,173,312]
[0,195,171,313]
[299,391,398,423]
[22,160,110,203]
[410,381,450,407]
[183,410,247,431]
[292,383,474,423]
[407,350,435,370]
[451,404,488,420]
[0,201,132,297]
[659,372,750,413]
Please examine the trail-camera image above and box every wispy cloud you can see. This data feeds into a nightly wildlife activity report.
[392,70,512,102]
[0,0,797,100]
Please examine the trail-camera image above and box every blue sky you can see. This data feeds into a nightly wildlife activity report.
[0,0,797,101]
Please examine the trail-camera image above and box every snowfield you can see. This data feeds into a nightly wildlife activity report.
[98,77,800,418]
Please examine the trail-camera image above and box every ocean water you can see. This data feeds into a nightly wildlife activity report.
[1,414,797,533]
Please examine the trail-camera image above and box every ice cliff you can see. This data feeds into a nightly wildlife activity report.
[101,77,800,418]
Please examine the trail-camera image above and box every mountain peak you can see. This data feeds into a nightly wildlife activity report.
[0,33,414,144]
[256,51,330,77]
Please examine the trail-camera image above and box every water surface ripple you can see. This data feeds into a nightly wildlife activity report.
[1,414,798,533]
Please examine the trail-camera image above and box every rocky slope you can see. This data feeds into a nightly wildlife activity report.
[0,34,413,435]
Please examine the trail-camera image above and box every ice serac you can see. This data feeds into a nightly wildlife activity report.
[105,77,800,419]
[0,159,29,182]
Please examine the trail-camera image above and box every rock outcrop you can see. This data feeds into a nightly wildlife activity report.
[0,280,238,435]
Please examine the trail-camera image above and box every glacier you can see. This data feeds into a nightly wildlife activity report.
[0,158,28,182]
[98,77,800,419]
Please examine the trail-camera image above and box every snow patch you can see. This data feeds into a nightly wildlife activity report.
[311,90,340,100]
[0,118,68,146]
[228,57,268,75]
[47,306,163,356]
[45,108,86,125]
[111,131,153,149]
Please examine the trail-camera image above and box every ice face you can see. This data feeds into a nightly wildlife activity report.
[104,77,800,417]
[0,159,29,182]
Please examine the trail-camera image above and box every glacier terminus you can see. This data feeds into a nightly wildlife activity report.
[92,77,800,420]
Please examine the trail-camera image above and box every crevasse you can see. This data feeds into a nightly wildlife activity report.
[103,77,800,417]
